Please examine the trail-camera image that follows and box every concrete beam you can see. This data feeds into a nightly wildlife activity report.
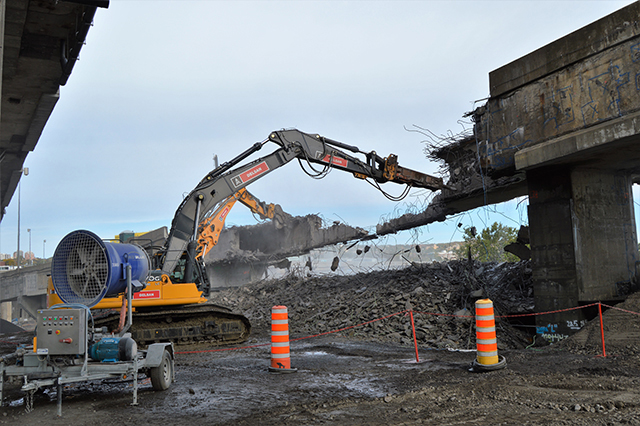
[206,214,367,265]
[515,110,640,173]
[204,214,368,287]
[490,2,640,97]
[473,3,640,174]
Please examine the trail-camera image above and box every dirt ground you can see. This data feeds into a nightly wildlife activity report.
[0,331,639,425]
[1,262,640,425]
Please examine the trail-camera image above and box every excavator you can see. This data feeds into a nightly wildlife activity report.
[48,128,446,346]
[46,187,285,346]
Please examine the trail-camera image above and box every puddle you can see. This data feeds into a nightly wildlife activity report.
[301,351,329,356]
[296,372,385,398]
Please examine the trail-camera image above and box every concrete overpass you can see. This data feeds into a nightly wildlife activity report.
[2,2,639,341]
[378,2,640,341]
[0,0,106,323]
[0,0,108,220]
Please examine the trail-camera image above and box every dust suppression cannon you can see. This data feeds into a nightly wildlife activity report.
[51,229,150,307]
[0,230,175,416]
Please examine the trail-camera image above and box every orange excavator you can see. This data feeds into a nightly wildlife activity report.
[48,129,446,346]
[46,187,285,345]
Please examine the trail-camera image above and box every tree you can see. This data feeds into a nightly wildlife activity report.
[456,222,519,262]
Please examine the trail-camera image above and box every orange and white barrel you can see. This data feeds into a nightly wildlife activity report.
[475,299,500,366]
[269,305,296,373]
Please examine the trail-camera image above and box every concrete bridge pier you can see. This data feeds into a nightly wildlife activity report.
[374,3,640,342]
[527,165,637,340]
[0,301,11,322]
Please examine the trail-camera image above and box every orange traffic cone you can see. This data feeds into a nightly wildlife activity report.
[473,298,506,372]
[269,305,297,373]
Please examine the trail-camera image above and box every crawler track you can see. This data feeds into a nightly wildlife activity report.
[93,303,251,347]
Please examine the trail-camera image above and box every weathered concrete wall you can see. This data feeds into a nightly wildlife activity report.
[476,3,640,174]
[490,3,640,97]
[0,261,50,301]
[571,168,637,300]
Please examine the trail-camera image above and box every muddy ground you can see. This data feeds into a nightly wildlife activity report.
[1,261,640,425]
[1,335,639,425]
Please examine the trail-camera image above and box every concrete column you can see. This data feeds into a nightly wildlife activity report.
[571,168,637,300]
[527,166,638,342]
[0,301,11,322]
[528,168,587,342]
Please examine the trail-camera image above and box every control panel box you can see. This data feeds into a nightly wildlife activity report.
[36,308,86,355]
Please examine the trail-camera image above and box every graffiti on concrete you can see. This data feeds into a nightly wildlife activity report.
[476,38,640,172]
[536,322,570,343]
[566,319,587,330]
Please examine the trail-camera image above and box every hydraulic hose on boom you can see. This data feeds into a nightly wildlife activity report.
[158,129,446,276]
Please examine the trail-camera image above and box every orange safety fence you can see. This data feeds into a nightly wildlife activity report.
[172,302,634,358]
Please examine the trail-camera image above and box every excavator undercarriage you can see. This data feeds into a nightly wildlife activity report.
[92,303,251,347]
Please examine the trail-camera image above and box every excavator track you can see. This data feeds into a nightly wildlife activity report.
[93,302,251,347]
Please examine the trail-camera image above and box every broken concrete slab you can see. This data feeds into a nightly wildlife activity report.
[204,214,367,287]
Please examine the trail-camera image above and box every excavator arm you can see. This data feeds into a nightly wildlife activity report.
[196,188,290,260]
[160,128,446,276]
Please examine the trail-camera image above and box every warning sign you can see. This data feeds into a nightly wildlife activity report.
[218,206,231,220]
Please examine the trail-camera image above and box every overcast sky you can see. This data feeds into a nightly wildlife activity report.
[0,0,636,258]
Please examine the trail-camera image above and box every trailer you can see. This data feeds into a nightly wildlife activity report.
[0,230,175,415]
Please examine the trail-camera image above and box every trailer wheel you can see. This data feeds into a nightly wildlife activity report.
[150,350,173,391]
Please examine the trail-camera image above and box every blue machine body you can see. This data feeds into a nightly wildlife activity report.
[51,230,150,308]
[89,337,120,362]
[89,336,138,362]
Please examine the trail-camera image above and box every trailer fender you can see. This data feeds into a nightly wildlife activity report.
[144,343,174,368]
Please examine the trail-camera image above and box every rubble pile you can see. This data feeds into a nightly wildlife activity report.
[559,291,640,356]
[211,259,534,350]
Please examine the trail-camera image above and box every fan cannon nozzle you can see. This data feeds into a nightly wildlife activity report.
[51,230,150,308]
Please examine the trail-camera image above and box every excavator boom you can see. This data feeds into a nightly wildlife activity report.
[160,129,445,276]
[53,129,444,347]
[196,188,290,260]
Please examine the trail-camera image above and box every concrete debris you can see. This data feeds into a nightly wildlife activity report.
[204,214,367,287]
[504,242,531,261]
[330,257,339,272]
[504,225,531,260]
[205,214,367,265]
[211,259,534,350]
[376,134,527,236]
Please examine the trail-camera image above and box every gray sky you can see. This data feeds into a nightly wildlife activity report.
[1,0,636,258]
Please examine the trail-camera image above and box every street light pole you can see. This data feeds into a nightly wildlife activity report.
[16,167,28,269]
[27,228,31,266]
[43,239,46,259]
